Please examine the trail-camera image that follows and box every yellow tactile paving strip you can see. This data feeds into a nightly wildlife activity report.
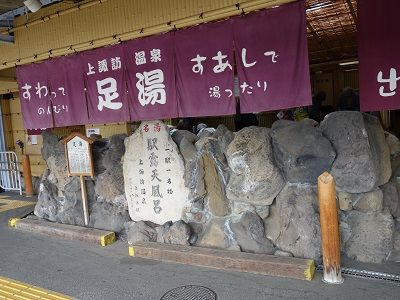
[0,276,72,300]
[0,198,35,213]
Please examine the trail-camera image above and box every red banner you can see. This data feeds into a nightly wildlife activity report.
[16,64,53,129]
[175,21,236,117]
[359,0,400,111]
[80,44,130,124]
[233,1,311,113]
[17,1,313,129]
[45,55,88,127]
[124,33,178,120]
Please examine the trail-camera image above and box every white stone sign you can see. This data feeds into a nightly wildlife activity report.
[66,136,92,175]
[123,120,189,225]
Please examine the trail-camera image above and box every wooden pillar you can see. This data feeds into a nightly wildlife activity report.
[80,175,89,226]
[317,172,343,284]
[22,154,33,197]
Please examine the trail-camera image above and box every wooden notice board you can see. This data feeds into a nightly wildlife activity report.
[62,132,94,178]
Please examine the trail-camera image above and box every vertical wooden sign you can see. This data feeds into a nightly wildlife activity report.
[62,133,94,226]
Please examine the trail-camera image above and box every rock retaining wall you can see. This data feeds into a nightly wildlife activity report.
[34,111,400,264]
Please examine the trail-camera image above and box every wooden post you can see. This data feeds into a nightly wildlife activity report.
[80,175,89,226]
[22,155,33,197]
[317,172,343,284]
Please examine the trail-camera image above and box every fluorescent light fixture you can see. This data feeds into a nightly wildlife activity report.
[24,0,42,13]
[306,1,332,12]
[339,60,359,66]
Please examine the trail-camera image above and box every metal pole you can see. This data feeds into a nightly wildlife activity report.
[80,175,89,226]
[22,154,33,196]
[317,172,344,284]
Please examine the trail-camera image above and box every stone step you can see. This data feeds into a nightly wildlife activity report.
[9,217,115,246]
[128,242,315,281]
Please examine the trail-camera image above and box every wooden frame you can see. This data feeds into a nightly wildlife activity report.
[62,132,94,178]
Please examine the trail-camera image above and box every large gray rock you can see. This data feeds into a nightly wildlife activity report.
[32,176,41,195]
[172,130,197,145]
[34,172,96,226]
[226,127,285,206]
[94,164,125,205]
[230,212,274,254]
[92,134,127,175]
[59,177,96,225]
[352,189,383,213]
[320,112,391,193]
[343,210,394,263]
[270,120,335,184]
[34,170,62,222]
[385,132,400,159]
[89,201,130,232]
[200,138,231,217]
[196,219,233,250]
[394,220,400,252]
[156,220,192,245]
[212,124,234,155]
[339,189,384,213]
[338,192,353,211]
[41,131,61,161]
[381,179,400,218]
[264,184,321,260]
[41,131,70,194]
[125,221,158,244]
[179,142,205,202]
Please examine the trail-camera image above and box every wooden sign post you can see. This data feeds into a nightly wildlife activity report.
[62,133,94,226]
[317,172,344,284]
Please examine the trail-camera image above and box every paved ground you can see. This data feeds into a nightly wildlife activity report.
[0,192,399,300]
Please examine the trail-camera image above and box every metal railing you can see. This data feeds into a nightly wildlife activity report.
[0,151,22,195]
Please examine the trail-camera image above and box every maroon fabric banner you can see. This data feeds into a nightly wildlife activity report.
[124,33,177,120]
[359,0,400,111]
[81,44,130,123]
[45,55,88,127]
[16,63,53,129]
[175,21,236,117]
[233,1,311,113]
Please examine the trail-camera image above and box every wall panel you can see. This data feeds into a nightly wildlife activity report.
[3,0,244,65]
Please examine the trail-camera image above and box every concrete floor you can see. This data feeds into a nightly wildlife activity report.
[0,193,399,300]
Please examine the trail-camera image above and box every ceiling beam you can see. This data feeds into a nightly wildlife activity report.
[345,0,357,25]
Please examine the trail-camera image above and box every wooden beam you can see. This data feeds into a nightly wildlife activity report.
[0,76,15,82]
[345,0,358,25]
[128,242,315,281]
[9,217,115,247]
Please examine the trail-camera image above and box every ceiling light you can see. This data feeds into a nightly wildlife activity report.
[339,60,359,66]
[24,0,42,13]
[306,2,333,13]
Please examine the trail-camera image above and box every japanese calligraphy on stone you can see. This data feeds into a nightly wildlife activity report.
[67,136,92,175]
[123,120,189,224]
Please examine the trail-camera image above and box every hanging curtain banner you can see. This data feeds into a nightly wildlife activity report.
[16,63,54,129]
[359,0,400,111]
[124,32,177,120]
[45,55,88,127]
[80,44,130,124]
[233,0,311,113]
[175,21,236,117]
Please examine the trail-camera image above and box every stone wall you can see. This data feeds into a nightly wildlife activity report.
[34,111,400,264]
